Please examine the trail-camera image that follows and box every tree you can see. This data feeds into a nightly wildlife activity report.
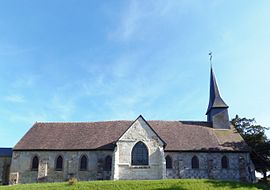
[231,115,270,182]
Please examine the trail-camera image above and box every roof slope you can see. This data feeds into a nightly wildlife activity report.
[14,120,249,152]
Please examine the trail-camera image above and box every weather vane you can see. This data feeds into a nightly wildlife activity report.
[209,51,213,66]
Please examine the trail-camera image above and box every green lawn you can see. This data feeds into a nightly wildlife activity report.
[0,179,269,190]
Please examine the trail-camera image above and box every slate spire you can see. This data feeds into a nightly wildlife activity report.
[206,66,228,115]
[206,65,230,129]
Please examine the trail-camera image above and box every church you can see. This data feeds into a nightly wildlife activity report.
[2,67,255,184]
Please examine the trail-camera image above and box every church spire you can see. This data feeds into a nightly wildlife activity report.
[206,65,230,129]
[206,66,228,115]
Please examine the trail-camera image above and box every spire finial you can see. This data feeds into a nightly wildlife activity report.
[208,51,213,67]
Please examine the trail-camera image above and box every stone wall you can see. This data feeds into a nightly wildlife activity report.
[10,150,113,184]
[9,149,255,183]
[165,152,255,182]
[0,157,11,185]
[112,117,166,180]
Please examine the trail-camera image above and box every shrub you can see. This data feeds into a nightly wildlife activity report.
[68,177,78,185]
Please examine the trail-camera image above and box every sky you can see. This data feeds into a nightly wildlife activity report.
[0,0,270,147]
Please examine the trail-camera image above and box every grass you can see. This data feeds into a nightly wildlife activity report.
[0,179,269,190]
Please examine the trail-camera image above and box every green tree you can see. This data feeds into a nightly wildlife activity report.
[231,115,270,182]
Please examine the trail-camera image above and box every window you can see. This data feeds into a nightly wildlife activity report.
[31,156,39,171]
[191,156,199,169]
[131,141,148,165]
[165,155,172,169]
[104,155,112,171]
[55,155,63,171]
[221,156,229,169]
[80,155,88,171]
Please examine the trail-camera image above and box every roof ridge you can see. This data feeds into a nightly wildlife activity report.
[35,120,133,124]
[180,120,210,123]
[35,120,196,124]
[148,120,180,122]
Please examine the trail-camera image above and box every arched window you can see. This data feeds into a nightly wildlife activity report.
[165,155,172,169]
[191,156,199,169]
[221,156,229,169]
[55,155,63,171]
[31,156,39,171]
[80,155,88,171]
[131,141,148,165]
[104,155,112,171]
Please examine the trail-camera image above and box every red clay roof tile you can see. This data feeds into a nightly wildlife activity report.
[14,120,249,152]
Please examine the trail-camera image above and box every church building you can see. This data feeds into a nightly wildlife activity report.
[5,67,255,184]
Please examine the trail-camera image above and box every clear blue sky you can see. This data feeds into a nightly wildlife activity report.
[0,0,269,147]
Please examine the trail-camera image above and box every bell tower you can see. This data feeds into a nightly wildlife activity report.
[206,66,230,129]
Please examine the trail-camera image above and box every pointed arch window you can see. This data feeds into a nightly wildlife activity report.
[192,156,199,169]
[165,155,172,169]
[132,141,148,165]
[31,156,39,171]
[221,156,229,169]
[80,155,88,171]
[104,155,112,171]
[55,155,63,171]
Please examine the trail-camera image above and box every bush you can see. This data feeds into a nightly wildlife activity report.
[68,177,78,185]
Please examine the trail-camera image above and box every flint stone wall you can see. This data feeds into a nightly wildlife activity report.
[165,152,255,182]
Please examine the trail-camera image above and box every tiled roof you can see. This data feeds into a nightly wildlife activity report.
[0,148,12,157]
[14,120,249,152]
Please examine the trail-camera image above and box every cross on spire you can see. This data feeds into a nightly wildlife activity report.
[209,51,213,65]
